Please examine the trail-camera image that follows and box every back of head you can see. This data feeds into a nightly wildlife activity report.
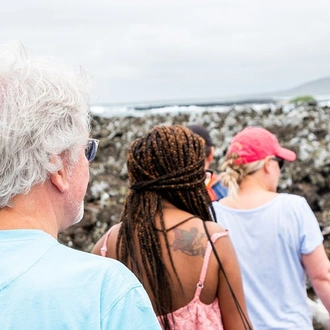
[220,126,296,197]
[127,124,209,214]
[187,124,214,157]
[0,42,91,208]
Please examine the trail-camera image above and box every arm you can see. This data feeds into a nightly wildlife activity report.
[302,244,330,313]
[216,236,253,330]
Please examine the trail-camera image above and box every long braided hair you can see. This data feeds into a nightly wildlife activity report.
[116,125,216,330]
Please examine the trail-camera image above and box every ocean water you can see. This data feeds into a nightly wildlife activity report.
[90,95,330,118]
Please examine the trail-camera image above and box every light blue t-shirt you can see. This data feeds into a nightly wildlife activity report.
[213,194,323,330]
[0,230,161,330]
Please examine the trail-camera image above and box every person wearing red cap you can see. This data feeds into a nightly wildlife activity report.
[213,126,330,329]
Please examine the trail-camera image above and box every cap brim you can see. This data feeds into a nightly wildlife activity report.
[276,147,296,162]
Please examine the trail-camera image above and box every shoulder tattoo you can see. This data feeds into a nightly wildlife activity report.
[170,227,206,256]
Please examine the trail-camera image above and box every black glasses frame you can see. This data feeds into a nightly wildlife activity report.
[272,156,284,170]
[85,138,99,162]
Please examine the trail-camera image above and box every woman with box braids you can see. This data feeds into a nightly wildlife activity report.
[92,125,252,330]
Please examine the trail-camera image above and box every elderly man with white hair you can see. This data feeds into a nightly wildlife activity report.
[0,42,160,330]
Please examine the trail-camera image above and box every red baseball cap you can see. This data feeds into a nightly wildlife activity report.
[226,127,296,164]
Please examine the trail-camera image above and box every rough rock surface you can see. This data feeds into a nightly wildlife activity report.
[58,103,330,329]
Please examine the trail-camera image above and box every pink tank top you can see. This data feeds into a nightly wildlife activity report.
[100,228,227,329]
[157,232,227,329]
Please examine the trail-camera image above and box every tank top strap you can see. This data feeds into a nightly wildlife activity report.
[100,226,115,257]
[154,215,197,233]
[194,231,229,298]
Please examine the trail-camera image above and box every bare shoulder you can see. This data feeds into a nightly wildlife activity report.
[202,221,234,261]
[108,223,121,235]
[203,220,228,236]
[91,223,121,255]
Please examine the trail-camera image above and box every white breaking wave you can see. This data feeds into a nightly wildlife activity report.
[91,103,279,118]
[91,95,330,118]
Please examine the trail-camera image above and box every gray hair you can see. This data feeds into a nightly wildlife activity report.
[220,156,265,198]
[0,42,91,208]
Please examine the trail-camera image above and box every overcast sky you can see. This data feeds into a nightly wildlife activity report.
[2,0,330,104]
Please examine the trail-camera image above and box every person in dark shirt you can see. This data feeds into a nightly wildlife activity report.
[187,124,227,201]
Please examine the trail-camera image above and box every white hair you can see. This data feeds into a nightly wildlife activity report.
[0,41,91,208]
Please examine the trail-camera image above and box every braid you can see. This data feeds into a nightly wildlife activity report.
[116,125,215,330]
[220,154,266,198]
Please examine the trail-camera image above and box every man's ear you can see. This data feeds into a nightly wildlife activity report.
[49,156,70,193]
[206,146,215,164]
[50,169,70,193]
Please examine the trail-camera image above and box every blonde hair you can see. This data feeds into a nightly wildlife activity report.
[219,154,265,198]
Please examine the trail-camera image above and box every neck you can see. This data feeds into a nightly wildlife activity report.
[161,199,178,210]
[239,178,268,193]
[0,209,58,237]
[0,186,60,238]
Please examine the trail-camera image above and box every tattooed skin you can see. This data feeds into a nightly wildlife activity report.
[170,227,206,256]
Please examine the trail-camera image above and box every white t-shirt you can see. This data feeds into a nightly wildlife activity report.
[213,193,323,330]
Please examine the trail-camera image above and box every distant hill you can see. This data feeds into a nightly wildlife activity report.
[272,76,330,97]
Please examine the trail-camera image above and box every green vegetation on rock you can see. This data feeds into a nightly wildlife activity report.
[290,95,317,105]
